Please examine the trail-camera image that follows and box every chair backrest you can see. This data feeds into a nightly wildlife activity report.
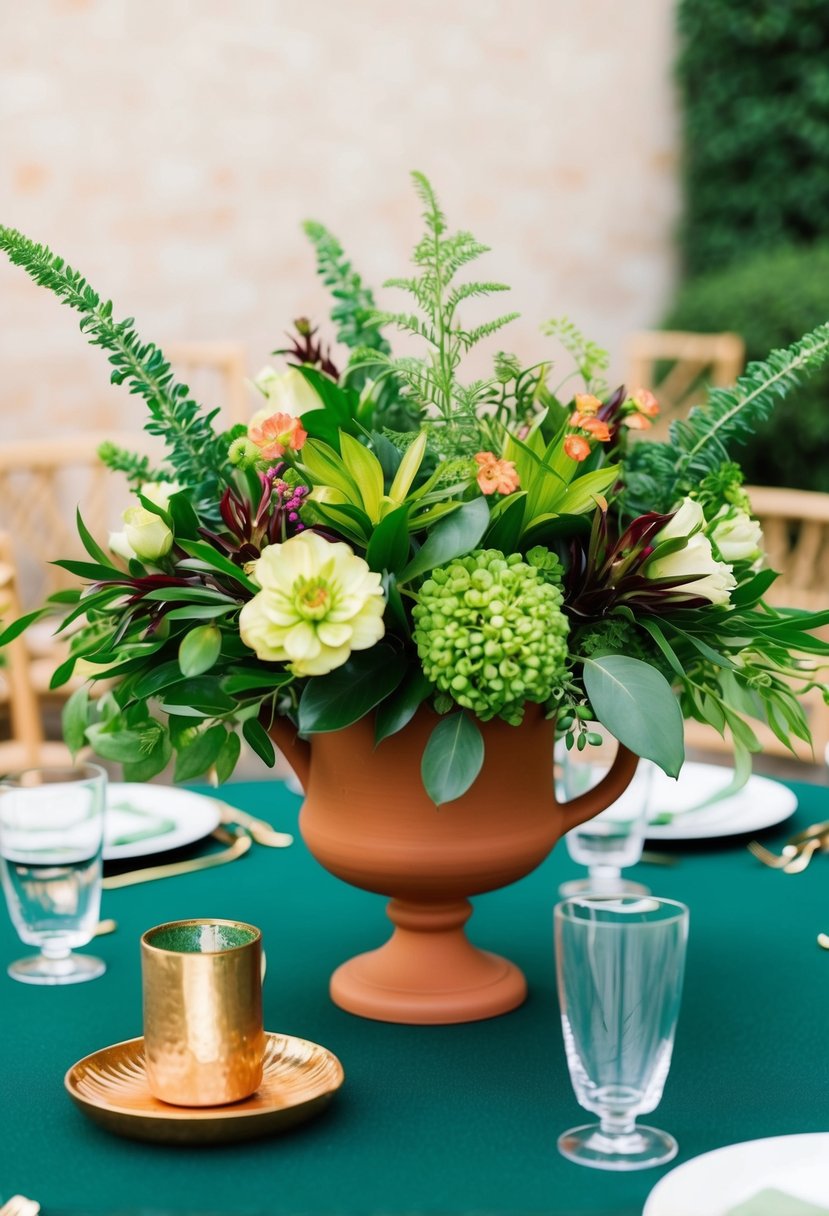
[0,532,43,759]
[0,432,158,608]
[745,485,829,614]
[165,341,249,427]
[625,331,746,436]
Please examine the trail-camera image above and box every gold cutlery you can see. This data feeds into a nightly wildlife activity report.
[639,850,678,867]
[102,832,251,890]
[747,840,801,869]
[817,933,829,951]
[780,836,822,874]
[93,918,118,937]
[0,1197,40,1216]
[748,834,825,873]
[217,801,293,848]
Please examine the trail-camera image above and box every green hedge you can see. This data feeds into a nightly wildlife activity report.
[664,242,829,489]
[677,0,829,275]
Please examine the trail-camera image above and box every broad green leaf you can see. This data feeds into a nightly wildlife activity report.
[122,732,173,782]
[174,724,226,782]
[160,677,235,717]
[132,661,186,701]
[299,438,362,503]
[298,646,407,733]
[53,558,121,582]
[179,625,222,677]
[61,685,89,756]
[143,587,236,604]
[300,408,342,448]
[483,492,526,552]
[295,364,354,421]
[339,432,384,521]
[301,500,371,547]
[375,669,433,746]
[215,729,242,783]
[407,501,461,531]
[582,654,685,778]
[85,722,162,764]
[167,491,201,541]
[365,505,411,574]
[421,713,484,806]
[49,654,78,690]
[399,497,490,583]
[164,603,237,622]
[556,465,619,516]
[388,431,427,503]
[221,669,293,694]
[242,718,276,767]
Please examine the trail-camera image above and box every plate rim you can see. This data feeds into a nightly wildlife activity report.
[64,1031,345,1124]
[643,1131,829,1215]
[644,763,798,841]
[103,783,222,862]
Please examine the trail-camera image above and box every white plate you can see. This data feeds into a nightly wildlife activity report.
[104,784,221,861]
[636,760,798,841]
[644,1133,829,1216]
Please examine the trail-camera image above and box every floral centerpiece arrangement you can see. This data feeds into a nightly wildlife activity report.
[1,174,828,806]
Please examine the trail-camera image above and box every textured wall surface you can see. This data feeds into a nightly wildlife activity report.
[0,0,680,439]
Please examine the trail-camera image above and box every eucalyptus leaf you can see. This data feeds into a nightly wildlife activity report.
[582,654,685,778]
[421,713,484,806]
[399,496,490,583]
[174,724,226,782]
[298,646,407,733]
[215,730,242,784]
[61,685,89,757]
[179,625,222,677]
[243,718,276,767]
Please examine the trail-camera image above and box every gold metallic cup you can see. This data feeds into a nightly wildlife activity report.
[141,918,265,1107]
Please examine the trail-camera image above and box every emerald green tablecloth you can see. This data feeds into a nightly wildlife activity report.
[1,776,828,1215]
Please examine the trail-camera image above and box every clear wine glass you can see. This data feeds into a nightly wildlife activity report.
[556,726,653,897]
[0,763,107,984]
[554,895,689,1170]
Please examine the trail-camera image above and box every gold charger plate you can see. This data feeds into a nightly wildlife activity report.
[65,1032,344,1145]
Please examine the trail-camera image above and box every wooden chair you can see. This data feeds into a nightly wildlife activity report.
[0,533,73,772]
[685,484,829,765]
[625,331,746,437]
[165,341,249,427]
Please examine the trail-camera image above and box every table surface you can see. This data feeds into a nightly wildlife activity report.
[1,774,828,1216]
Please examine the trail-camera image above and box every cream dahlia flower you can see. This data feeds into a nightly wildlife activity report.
[239,531,386,676]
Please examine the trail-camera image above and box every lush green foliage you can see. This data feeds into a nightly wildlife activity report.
[664,242,829,489]
[677,0,829,275]
[2,175,828,803]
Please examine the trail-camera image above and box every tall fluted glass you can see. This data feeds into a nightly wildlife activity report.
[554,895,689,1170]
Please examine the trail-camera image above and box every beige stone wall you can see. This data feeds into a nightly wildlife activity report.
[0,0,680,441]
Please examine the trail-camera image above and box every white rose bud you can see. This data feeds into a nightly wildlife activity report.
[123,505,174,561]
[139,480,181,512]
[251,365,322,418]
[710,506,764,564]
[108,530,137,562]
[647,501,736,607]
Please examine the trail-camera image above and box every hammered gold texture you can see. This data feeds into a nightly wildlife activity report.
[64,1033,344,1144]
[141,919,264,1107]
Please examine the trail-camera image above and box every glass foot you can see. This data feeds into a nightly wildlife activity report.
[558,876,650,898]
[8,952,106,986]
[557,1122,678,1171]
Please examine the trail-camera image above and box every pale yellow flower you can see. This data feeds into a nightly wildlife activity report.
[251,366,321,419]
[122,506,174,561]
[239,531,385,676]
[646,498,736,606]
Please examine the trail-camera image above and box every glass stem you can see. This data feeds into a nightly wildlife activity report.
[589,865,622,894]
[40,943,71,961]
[599,1112,637,1137]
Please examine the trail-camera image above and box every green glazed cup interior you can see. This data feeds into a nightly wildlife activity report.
[145,920,258,955]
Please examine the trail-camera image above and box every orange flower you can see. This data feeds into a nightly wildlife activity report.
[570,414,611,442]
[248,412,308,459]
[574,393,602,415]
[623,413,652,431]
[631,388,659,417]
[474,451,520,495]
[563,434,592,462]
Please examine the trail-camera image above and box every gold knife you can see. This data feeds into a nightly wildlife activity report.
[103,833,252,890]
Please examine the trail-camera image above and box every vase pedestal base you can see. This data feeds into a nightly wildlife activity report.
[329,897,527,1025]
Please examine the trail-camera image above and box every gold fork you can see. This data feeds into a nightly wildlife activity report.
[748,835,824,873]
[747,840,800,869]
[103,831,251,890]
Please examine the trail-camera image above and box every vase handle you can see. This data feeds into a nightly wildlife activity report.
[557,742,639,834]
[268,717,312,792]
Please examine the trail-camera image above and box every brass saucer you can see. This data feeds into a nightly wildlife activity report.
[65,1032,344,1144]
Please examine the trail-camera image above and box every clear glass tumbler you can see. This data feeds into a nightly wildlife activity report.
[554,895,689,1170]
[556,727,653,898]
[0,763,107,985]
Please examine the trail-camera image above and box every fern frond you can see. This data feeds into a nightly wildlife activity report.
[410,171,446,238]
[447,281,511,311]
[459,313,521,351]
[670,323,829,482]
[302,220,390,356]
[97,441,165,492]
[0,226,230,508]
[542,315,609,393]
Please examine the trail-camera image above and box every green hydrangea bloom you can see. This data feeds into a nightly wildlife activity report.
[412,549,570,725]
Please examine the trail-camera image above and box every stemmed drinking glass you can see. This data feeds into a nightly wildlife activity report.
[556,726,653,897]
[554,895,689,1170]
[0,763,107,984]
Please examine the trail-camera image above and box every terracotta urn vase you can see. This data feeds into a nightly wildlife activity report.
[270,705,637,1025]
